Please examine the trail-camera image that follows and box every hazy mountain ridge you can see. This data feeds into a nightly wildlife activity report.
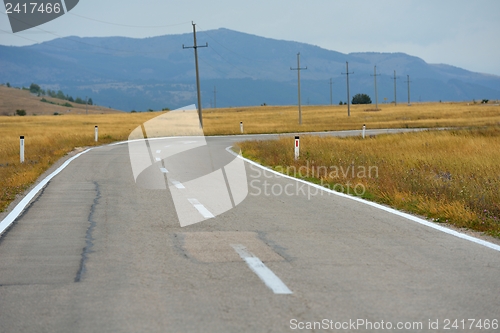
[1,28,499,110]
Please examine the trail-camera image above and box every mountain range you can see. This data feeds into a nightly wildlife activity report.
[1,28,499,111]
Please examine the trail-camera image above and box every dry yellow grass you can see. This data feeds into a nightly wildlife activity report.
[202,102,500,135]
[0,85,122,115]
[0,113,161,212]
[238,127,500,237]
[1,84,500,225]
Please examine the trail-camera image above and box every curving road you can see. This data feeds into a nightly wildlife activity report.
[0,129,499,333]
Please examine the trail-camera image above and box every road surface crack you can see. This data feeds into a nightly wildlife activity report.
[74,181,100,282]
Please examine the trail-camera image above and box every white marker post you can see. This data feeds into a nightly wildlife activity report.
[240,121,244,134]
[294,136,300,160]
[362,124,366,139]
[20,136,25,163]
[94,126,98,142]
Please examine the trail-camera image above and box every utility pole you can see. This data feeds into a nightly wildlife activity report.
[85,96,88,115]
[393,70,397,106]
[341,62,354,116]
[405,75,412,106]
[213,85,217,109]
[290,53,307,125]
[371,66,381,109]
[329,78,333,105]
[183,22,208,127]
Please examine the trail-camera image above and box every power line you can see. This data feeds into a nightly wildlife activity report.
[290,52,307,125]
[68,13,190,28]
[183,22,208,128]
[198,26,268,64]
[341,62,354,117]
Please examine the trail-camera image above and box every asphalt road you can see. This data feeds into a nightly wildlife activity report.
[1,129,499,333]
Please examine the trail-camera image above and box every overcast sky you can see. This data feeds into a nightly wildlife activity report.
[1,0,499,75]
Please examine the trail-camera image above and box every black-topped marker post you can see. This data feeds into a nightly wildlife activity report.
[20,136,25,163]
[294,136,300,160]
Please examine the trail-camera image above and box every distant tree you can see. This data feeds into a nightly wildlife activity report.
[352,93,372,105]
[339,101,343,105]
[6,82,10,88]
[68,96,74,102]
[482,99,489,104]
[88,98,93,105]
[30,83,41,94]
[16,109,26,116]
[56,90,65,100]
[75,97,84,104]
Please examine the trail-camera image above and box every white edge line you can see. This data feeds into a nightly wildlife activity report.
[225,146,500,253]
[231,244,292,294]
[0,148,93,236]
[101,128,429,148]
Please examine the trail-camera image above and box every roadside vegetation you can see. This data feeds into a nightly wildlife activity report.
[201,102,500,135]
[238,126,500,238]
[1,85,500,239]
[0,113,160,212]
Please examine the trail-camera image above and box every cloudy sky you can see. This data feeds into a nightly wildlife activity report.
[1,0,499,75]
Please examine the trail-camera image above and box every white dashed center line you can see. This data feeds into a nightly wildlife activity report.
[188,198,214,219]
[160,167,169,173]
[171,180,185,189]
[231,244,292,295]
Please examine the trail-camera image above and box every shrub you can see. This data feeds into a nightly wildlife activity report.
[16,109,26,116]
[352,93,372,105]
[29,83,41,94]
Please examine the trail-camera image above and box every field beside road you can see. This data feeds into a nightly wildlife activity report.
[238,126,500,238]
[1,95,500,232]
[202,101,500,135]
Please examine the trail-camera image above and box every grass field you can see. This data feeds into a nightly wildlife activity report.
[202,102,500,135]
[237,127,500,238]
[0,85,122,116]
[0,113,160,212]
[1,87,500,239]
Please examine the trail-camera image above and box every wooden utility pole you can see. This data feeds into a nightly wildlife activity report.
[290,53,307,125]
[341,62,354,116]
[183,22,208,127]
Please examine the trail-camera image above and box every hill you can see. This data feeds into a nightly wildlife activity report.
[0,85,123,115]
[1,28,499,110]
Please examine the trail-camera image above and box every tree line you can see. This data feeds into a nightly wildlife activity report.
[28,83,93,105]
